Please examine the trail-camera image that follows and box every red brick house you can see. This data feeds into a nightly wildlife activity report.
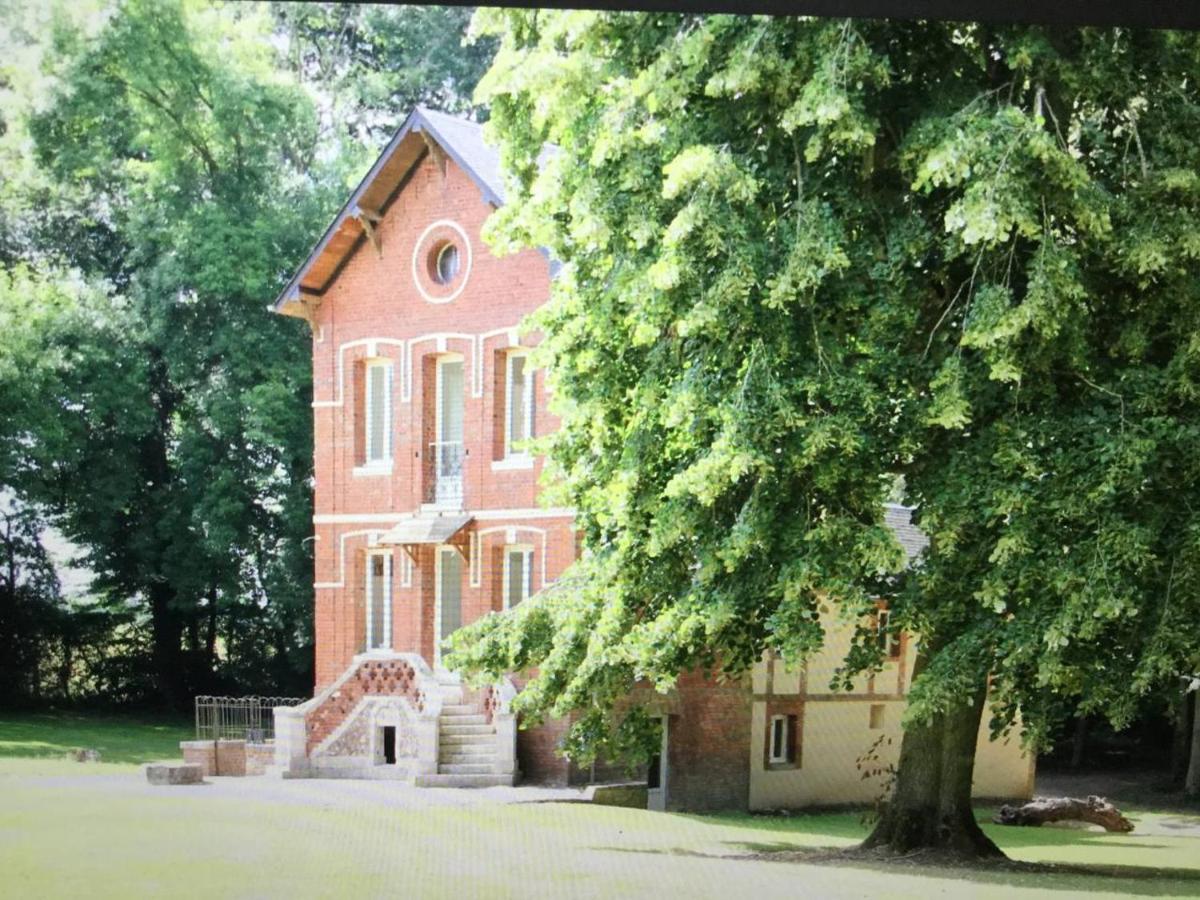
[270,108,1034,810]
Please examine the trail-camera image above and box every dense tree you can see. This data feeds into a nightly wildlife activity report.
[0,0,324,703]
[0,0,495,706]
[448,11,1200,857]
[272,2,496,144]
[0,491,63,704]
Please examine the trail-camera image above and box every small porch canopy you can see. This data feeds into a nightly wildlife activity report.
[376,514,472,562]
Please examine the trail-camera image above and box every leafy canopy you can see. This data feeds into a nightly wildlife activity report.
[448,12,1200,761]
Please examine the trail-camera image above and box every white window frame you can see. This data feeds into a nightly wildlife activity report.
[503,350,534,461]
[876,608,900,659]
[358,359,393,475]
[768,714,790,764]
[502,544,533,610]
[365,550,392,651]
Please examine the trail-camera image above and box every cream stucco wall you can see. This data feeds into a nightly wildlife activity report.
[748,607,1034,811]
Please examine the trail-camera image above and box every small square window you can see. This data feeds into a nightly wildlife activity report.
[869,703,885,730]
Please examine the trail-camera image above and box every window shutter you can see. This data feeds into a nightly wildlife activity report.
[787,714,798,765]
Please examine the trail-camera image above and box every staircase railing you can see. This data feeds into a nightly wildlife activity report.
[427,440,464,506]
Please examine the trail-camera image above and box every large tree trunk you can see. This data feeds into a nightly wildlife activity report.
[861,650,1003,858]
[149,581,187,710]
[1069,715,1088,769]
[1186,690,1200,798]
[1170,693,1191,784]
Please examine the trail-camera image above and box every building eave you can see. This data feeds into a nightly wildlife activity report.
[271,107,505,317]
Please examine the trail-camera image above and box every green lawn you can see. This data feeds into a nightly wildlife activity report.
[2,713,1199,899]
[0,710,191,770]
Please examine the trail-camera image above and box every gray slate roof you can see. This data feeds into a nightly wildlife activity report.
[884,503,929,562]
[415,107,506,204]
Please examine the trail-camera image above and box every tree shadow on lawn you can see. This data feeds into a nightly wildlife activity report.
[635,806,1200,896]
[592,841,1200,897]
[0,711,190,765]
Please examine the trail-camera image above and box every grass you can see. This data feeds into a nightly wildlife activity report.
[0,710,190,771]
[2,712,1200,899]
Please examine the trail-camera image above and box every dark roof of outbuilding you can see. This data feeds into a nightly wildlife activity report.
[884,503,929,562]
[271,107,505,316]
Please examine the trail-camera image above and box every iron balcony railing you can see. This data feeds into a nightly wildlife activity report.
[428,440,465,506]
[194,695,306,743]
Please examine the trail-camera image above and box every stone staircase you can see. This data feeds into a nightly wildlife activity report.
[273,652,516,785]
[413,676,517,788]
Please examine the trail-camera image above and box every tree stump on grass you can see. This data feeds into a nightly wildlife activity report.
[993,795,1133,832]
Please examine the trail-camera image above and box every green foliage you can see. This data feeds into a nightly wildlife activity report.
[448,13,1200,763]
[0,1,494,706]
[272,2,496,145]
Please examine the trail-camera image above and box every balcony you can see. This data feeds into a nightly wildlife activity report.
[427,441,464,507]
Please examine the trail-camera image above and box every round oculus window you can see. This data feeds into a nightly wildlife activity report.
[431,242,461,285]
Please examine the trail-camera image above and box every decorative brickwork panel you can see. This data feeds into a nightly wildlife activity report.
[305,658,426,754]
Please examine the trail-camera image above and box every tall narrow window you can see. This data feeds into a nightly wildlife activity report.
[364,361,392,466]
[768,713,799,766]
[505,352,534,457]
[769,715,789,763]
[433,357,464,505]
[876,608,901,659]
[366,551,392,650]
[503,546,532,609]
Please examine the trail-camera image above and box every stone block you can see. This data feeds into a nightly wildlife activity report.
[589,783,649,809]
[145,763,205,786]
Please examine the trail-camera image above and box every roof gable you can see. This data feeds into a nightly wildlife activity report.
[272,107,503,318]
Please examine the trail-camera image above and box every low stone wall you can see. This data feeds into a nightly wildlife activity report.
[246,742,274,775]
[180,740,275,777]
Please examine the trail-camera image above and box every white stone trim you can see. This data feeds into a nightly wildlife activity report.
[313,507,575,525]
[314,326,529,410]
[491,457,534,472]
[313,529,383,590]
[475,525,549,588]
[312,338,405,409]
[352,462,393,478]
[411,219,473,304]
[402,332,474,402]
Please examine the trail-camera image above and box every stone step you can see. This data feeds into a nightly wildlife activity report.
[414,773,516,788]
[441,704,479,716]
[439,723,494,736]
[438,762,497,775]
[440,757,496,769]
[439,734,495,749]
[439,713,487,725]
[439,749,496,763]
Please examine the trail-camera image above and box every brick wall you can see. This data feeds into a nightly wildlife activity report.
[665,671,753,812]
[308,150,572,690]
